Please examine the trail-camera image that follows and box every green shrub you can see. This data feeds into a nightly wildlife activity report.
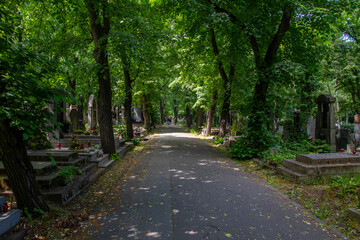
[214,136,224,145]
[229,136,259,160]
[330,174,360,198]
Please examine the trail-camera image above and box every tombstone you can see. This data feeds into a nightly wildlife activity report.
[315,94,336,152]
[78,96,85,130]
[307,118,316,139]
[134,107,142,122]
[293,111,301,134]
[70,105,79,132]
[338,129,351,150]
[277,125,284,134]
[355,124,360,149]
[88,95,97,129]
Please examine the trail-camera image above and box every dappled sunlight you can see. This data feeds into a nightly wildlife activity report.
[169,169,197,180]
[155,132,197,139]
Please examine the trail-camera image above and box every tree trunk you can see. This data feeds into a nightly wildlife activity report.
[196,107,204,131]
[186,104,192,129]
[85,0,115,154]
[124,68,134,138]
[210,27,234,138]
[0,120,49,215]
[159,99,165,124]
[142,94,150,129]
[173,100,178,124]
[206,90,217,136]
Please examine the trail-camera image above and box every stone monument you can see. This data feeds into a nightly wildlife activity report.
[315,94,336,152]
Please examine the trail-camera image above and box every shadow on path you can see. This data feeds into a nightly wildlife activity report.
[86,126,345,240]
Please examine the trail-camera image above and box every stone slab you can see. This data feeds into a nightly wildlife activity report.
[297,153,360,165]
[0,161,56,176]
[348,208,360,222]
[43,163,98,205]
[0,209,21,236]
[27,151,78,162]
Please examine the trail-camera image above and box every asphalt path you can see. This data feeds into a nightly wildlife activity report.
[87,125,345,240]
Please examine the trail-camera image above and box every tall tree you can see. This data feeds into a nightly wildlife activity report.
[85,0,115,154]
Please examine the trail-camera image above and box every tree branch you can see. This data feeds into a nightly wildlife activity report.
[210,27,228,83]
[264,5,293,65]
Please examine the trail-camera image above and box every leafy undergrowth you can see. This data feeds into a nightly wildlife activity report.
[240,161,360,239]
[12,138,153,240]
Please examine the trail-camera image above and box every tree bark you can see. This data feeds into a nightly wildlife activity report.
[124,68,134,138]
[85,0,115,154]
[173,100,178,124]
[141,94,150,129]
[210,27,234,138]
[159,99,165,124]
[186,104,192,129]
[196,107,204,131]
[206,90,217,136]
[0,119,49,215]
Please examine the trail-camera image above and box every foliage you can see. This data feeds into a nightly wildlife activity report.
[330,174,360,198]
[28,133,52,150]
[341,123,354,132]
[261,138,332,166]
[229,135,261,160]
[214,137,224,145]
[74,129,84,134]
[57,166,81,180]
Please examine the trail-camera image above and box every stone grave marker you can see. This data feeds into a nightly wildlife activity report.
[315,94,336,152]
[307,118,316,139]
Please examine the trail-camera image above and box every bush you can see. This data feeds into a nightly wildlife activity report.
[261,138,332,166]
[214,136,224,145]
[229,136,259,160]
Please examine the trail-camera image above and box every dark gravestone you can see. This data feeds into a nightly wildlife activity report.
[338,129,351,150]
[70,107,79,132]
[78,96,85,131]
[315,94,336,152]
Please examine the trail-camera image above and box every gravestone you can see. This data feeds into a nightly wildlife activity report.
[134,107,142,122]
[315,94,337,152]
[88,95,97,129]
[355,124,360,150]
[78,96,85,130]
[307,118,316,139]
[338,129,351,150]
[70,105,79,132]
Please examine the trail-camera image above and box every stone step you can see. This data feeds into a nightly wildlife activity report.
[27,151,78,162]
[0,161,57,177]
[36,171,60,189]
[98,160,115,168]
[284,158,360,176]
[117,145,131,158]
[0,209,21,236]
[56,157,87,167]
[283,159,318,175]
[90,154,109,166]
[277,167,308,183]
[42,149,99,163]
[296,153,360,165]
[42,164,99,205]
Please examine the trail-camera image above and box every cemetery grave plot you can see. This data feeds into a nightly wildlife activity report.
[0,143,131,205]
[278,152,360,183]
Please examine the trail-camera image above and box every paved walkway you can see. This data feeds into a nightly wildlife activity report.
[87,126,344,239]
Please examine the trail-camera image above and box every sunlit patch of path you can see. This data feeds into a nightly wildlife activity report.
[86,125,344,240]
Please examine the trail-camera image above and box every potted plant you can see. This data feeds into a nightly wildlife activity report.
[92,129,98,135]
[74,129,84,135]
[84,130,91,135]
